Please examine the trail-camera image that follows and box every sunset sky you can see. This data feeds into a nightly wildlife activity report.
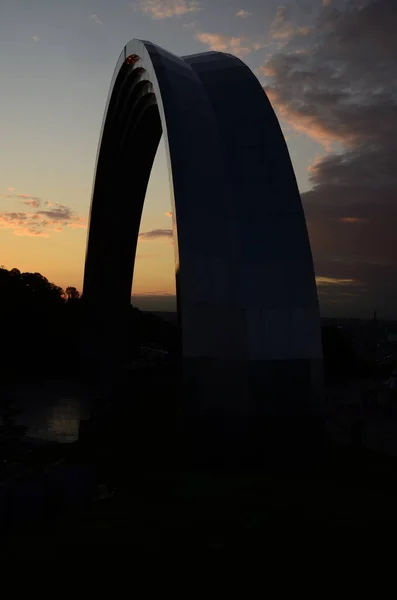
[0,0,396,317]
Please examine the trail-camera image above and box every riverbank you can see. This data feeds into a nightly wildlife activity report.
[2,366,397,556]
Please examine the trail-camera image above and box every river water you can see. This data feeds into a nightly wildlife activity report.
[2,380,94,444]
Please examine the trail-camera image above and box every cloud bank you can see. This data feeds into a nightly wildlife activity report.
[139,228,173,240]
[0,194,87,237]
[263,0,397,317]
[139,0,200,19]
[195,32,261,57]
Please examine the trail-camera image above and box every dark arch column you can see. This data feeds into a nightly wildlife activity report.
[83,40,324,436]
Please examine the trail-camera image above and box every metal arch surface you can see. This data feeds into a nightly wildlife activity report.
[83,40,323,402]
[83,39,227,324]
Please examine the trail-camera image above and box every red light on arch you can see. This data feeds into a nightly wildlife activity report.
[125,54,140,65]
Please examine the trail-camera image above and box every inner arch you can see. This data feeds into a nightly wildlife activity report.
[84,58,163,308]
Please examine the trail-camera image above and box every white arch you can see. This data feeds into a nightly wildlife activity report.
[83,40,323,415]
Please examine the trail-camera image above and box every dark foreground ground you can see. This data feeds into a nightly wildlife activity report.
[2,366,397,558]
[3,445,397,558]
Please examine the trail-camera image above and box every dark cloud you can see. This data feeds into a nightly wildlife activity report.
[0,193,42,208]
[36,203,87,229]
[0,202,86,237]
[0,211,48,236]
[1,212,28,222]
[15,194,41,201]
[21,199,41,208]
[139,229,173,240]
[272,5,289,28]
[263,0,397,317]
[36,204,74,221]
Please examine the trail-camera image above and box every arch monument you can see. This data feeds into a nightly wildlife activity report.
[83,40,323,437]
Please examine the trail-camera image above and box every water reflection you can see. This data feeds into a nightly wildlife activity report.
[3,381,93,444]
[18,398,84,443]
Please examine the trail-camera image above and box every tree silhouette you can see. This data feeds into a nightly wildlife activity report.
[65,286,80,301]
[0,267,70,385]
[0,266,178,388]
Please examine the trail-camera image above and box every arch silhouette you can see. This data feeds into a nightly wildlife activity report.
[83,40,323,414]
